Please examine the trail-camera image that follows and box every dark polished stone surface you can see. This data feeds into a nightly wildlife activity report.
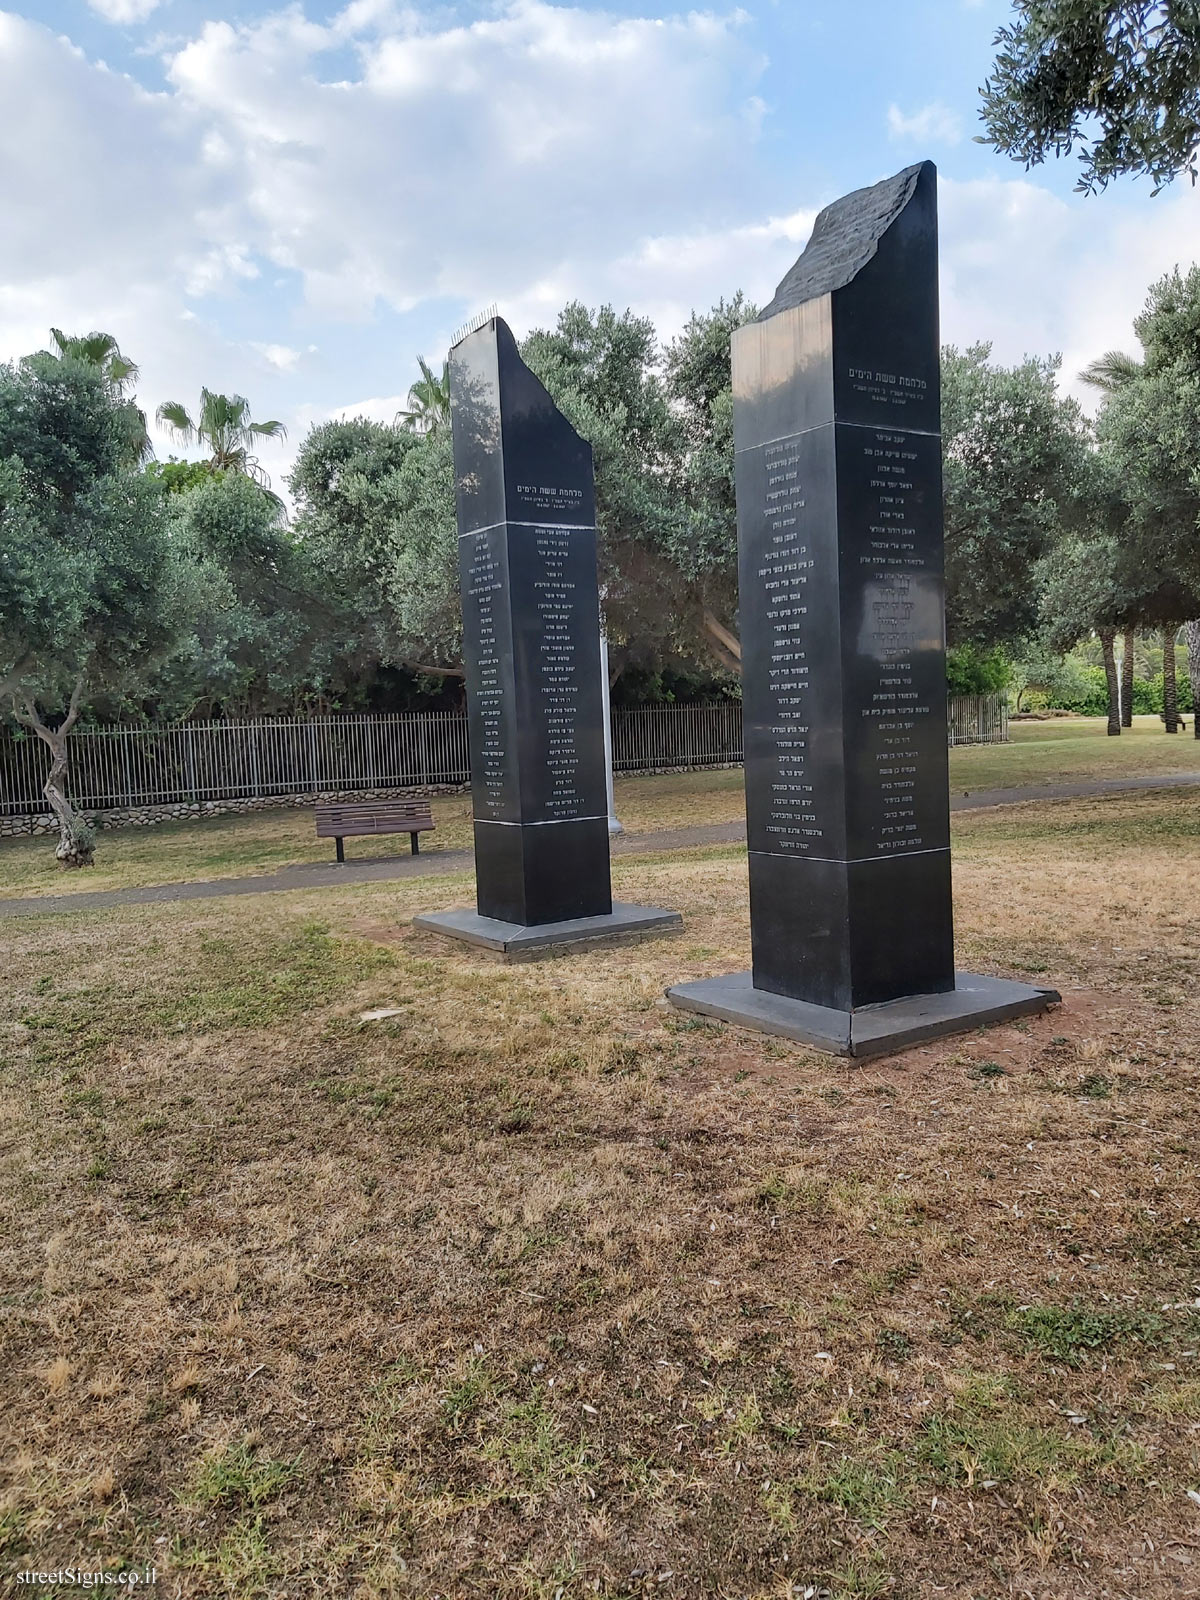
[445,315,613,926]
[473,817,611,925]
[414,901,683,960]
[450,317,595,536]
[747,849,954,1011]
[728,159,955,1015]
[666,971,1060,1059]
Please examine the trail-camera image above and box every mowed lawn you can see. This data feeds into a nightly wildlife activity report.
[2,715,1199,901]
[3,781,1200,1596]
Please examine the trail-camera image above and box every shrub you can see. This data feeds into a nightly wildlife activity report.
[946,644,1011,698]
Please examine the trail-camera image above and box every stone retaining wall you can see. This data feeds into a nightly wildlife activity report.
[0,784,470,839]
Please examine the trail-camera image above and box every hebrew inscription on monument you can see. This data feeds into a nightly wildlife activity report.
[668,162,1058,1053]
[414,315,680,956]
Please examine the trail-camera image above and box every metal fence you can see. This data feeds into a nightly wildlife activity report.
[0,713,471,817]
[947,694,1008,747]
[0,696,1006,817]
[611,701,743,773]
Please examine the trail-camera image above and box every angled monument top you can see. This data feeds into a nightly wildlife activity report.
[732,160,940,444]
[757,162,932,320]
[448,315,595,534]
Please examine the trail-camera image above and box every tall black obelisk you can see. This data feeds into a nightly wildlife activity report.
[414,316,681,957]
[668,164,1057,1053]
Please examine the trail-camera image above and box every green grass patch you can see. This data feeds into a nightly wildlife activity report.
[173,1515,281,1594]
[1006,1303,1178,1365]
[478,1393,590,1496]
[22,920,395,1068]
[918,1409,1140,1489]
[800,1453,912,1529]
[183,1440,305,1510]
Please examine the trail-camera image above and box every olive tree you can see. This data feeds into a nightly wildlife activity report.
[0,353,197,865]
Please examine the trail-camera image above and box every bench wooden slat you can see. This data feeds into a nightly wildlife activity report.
[315,798,436,859]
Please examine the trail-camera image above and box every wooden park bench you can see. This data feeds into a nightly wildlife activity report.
[315,798,435,863]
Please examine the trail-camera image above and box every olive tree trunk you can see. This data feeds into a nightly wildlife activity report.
[16,680,94,867]
[1100,629,1120,736]
[1163,629,1179,733]
[1186,621,1200,739]
[1121,630,1134,727]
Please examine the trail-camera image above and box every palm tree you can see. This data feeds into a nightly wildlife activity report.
[156,388,287,489]
[49,327,152,463]
[50,328,140,389]
[1080,349,1153,729]
[1185,621,1200,740]
[396,356,450,433]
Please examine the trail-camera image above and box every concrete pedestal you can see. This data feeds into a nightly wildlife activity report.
[414,901,682,961]
[666,970,1059,1059]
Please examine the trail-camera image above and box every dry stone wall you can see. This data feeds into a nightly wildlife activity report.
[0,785,468,839]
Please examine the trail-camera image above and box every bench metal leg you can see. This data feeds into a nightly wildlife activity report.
[410,832,420,855]
[335,837,344,864]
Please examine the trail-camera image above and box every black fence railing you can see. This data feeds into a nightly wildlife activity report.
[0,697,1007,818]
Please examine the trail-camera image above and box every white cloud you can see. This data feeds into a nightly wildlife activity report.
[251,342,305,371]
[86,0,162,22]
[5,0,1200,490]
[325,393,407,425]
[0,3,764,477]
[887,100,963,146]
[602,171,1200,409]
[937,175,1200,404]
[158,0,765,317]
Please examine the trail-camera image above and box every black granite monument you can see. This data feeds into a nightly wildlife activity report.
[667,162,1058,1053]
[413,315,680,957]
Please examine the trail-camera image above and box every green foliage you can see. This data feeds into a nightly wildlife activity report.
[942,343,1089,649]
[0,352,198,717]
[289,417,460,674]
[45,327,150,464]
[945,644,1011,697]
[1007,1302,1175,1363]
[397,355,451,433]
[661,294,756,580]
[523,303,695,668]
[152,472,335,716]
[157,388,287,490]
[1009,640,1095,710]
[610,663,740,705]
[1081,269,1200,634]
[144,457,223,495]
[980,1,1200,193]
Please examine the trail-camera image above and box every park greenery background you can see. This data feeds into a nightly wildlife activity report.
[7,7,1200,1597]
[6,261,1200,865]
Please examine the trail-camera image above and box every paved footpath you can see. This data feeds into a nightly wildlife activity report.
[1,770,1198,920]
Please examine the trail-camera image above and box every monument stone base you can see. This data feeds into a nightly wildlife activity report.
[413,901,682,962]
[666,970,1060,1059]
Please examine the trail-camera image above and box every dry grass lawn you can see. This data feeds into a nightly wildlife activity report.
[2,790,1200,1597]
[3,715,1199,902]
[0,771,745,902]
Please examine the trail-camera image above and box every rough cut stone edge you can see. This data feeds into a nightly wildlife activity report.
[665,970,1060,1060]
[757,161,924,321]
[412,902,683,961]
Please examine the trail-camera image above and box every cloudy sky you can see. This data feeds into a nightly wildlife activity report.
[5,0,1199,490]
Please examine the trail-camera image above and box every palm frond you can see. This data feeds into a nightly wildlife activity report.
[1079,350,1142,392]
[157,401,197,441]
